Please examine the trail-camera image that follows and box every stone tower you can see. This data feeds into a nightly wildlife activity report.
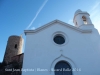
[3,35,24,63]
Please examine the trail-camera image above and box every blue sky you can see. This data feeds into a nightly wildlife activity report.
[0,0,100,62]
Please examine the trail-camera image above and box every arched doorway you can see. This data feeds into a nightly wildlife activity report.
[55,61,72,75]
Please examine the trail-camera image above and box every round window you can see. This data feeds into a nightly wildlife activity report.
[53,35,65,44]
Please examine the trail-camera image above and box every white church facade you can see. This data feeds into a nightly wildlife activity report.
[22,10,100,75]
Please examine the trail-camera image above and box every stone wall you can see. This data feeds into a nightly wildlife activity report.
[3,35,24,63]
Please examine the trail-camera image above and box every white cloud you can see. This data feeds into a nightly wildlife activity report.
[31,27,35,30]
[26,0,48,29]
[68,19,73,25]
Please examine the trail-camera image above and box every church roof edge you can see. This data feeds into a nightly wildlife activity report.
[24,20,92,35]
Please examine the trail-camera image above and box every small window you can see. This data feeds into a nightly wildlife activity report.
[82,16,87,24]
[76,22,77,25]
[15,44,17,49]
[53,35,65,45]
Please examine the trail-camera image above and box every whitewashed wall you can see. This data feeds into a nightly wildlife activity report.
[22,22,100,75]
